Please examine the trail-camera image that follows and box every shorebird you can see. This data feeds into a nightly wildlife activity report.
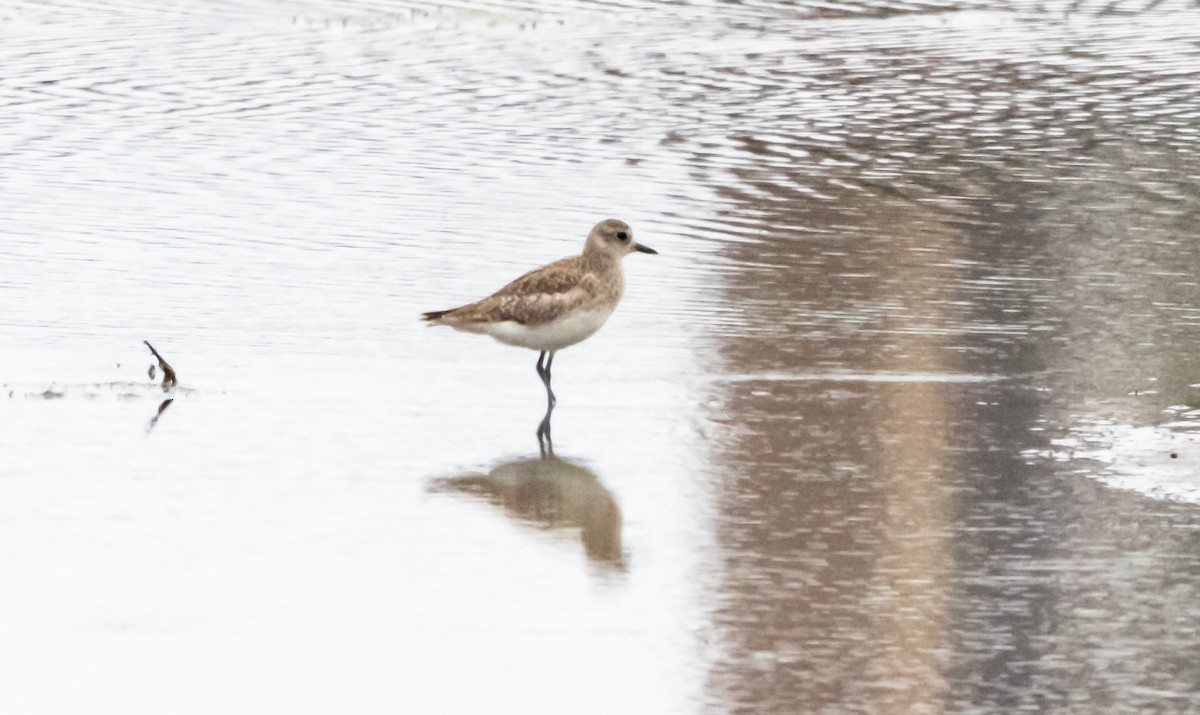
[421,218,656,453]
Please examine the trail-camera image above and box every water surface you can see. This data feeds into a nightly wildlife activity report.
[3,1,1200,713]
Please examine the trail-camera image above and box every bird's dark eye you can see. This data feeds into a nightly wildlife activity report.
[616,231,629,241]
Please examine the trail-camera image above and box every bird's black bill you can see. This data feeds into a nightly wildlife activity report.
[634,243,658,254]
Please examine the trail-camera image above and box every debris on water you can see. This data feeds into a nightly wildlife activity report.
[143,340,177,392]
[148,364,156,381]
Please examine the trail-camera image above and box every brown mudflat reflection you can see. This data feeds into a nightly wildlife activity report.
[689,2,1200,711]
[430,456,624,566]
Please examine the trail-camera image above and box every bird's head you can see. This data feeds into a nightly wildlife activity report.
[584,219,657,259]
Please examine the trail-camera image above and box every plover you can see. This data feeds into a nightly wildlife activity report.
[421,218,657,452]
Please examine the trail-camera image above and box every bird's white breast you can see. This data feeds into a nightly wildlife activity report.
[481,306,616,351]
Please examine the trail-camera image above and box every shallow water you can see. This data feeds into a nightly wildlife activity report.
[3,1,1200,713]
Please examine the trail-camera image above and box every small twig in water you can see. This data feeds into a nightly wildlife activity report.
[144,340,178,392]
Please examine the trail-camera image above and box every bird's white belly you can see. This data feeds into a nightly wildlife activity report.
[482,307,615,351]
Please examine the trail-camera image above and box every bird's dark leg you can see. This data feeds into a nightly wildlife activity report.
[536,351,557,457]
[542,351,556,408]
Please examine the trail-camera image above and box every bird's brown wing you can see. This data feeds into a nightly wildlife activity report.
[423,257,593,326]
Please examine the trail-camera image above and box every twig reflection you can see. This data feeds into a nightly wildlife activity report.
[146,397,174,433]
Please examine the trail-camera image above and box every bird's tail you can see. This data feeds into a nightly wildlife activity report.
[421,308,453,322]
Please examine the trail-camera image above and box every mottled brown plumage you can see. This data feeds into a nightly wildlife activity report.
[421,219,656,347]
[424,255,614,327]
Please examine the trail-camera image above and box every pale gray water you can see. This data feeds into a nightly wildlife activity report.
[3,1,1200,713]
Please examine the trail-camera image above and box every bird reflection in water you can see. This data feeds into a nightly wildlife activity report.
[429,455,624,566]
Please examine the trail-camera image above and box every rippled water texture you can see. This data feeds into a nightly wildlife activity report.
[3,1,1200,713]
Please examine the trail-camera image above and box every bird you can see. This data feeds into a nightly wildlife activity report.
[421,218,657,453]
